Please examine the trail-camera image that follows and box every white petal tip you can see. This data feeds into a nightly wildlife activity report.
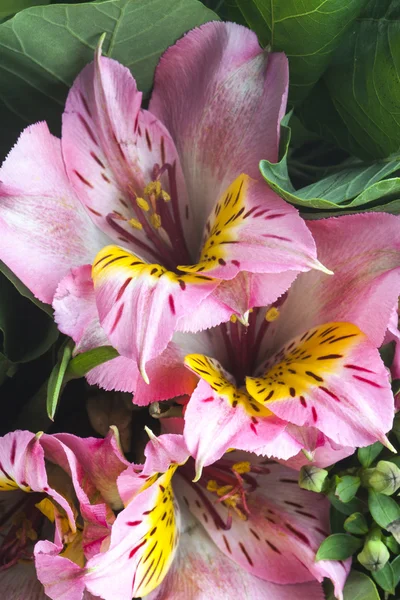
[383,437,397,454]
[144,426,157,441]
[140,364,150,385]
[237,311,250,326]
[97,32,107,55]
[193,462,203,483]
[313,260,334,275]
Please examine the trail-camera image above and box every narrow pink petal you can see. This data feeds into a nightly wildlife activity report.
[283,433,355,470]
[269,213,400,351]
[147,506,325,600]
[150,22,288,238]
[175,457,348,595]
[62,48,191,261]
[51,429,129,510]
[92,246,218,379]
[142,433,190,476]
[247,322,394,449]
[0,123,108,303]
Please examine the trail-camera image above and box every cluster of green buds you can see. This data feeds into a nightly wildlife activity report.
[299,412,400,597]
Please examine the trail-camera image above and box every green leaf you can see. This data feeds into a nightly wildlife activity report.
[344,513,369,535]
[0,271,58,363]
[371,562,395,594]
[330,504,347,534]
[341,571,380,600]
[358,443,384,468]
[335,476,361,503]
[391,555,400,587]
[316,533,362,561]
[67,346,119,378]
[233,0,368,103]
[260,143,400,212]
[368,490,400,529]
[328,490,363,516]
[0,0,50,19]
[0,0,218,158]
[46,341,73,420]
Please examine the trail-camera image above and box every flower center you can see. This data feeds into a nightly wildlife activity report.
[179,458,270,528]
[106,161,192,271]
[0,492,45,571]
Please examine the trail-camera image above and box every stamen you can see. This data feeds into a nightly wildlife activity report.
[129,218,143,230]
[136,197,150,211]
[265,307,280,322]
[232,461,251,474]
[150,213,162,229]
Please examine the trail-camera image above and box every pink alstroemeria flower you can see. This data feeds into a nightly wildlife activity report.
[0,429,127,600]
[175,213,400,475]
[79,432,348,600]
[0,22,324,384]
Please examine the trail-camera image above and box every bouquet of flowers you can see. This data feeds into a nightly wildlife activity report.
[0,1,399,598]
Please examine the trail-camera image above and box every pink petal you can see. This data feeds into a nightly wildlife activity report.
[183,365,289,478]
[247,322,394,449]
[142,433,190,476]
[92,246,218,380]
[150,22,288,238]
[34,539,86,600]
[54,265,197,400]
[147,507,325,600]
[179,175,324,281]
[85,466,180,599]
[175,457,348,595]
[62,46,191,262]
[0,123,108,303]
[385,304,400,381]
[269,213,400,351]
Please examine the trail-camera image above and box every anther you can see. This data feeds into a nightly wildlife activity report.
[128,218,143,230]
[150,213,162,229]
[136,197,150,211]
[265,307,280,322]
[232,461,251,475]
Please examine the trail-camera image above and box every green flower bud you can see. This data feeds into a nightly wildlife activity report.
[363,460,400,495]
[357,539,390,572]
[298,465,329,493]
[344,512,369,535]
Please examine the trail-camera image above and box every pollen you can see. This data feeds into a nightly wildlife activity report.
[230,314,238,323]
[128,218,143,230]
[206,480,219,492]
[216,485,234,497]
[150,213,162,228]
[161,190,171,202]
[144,181,162,198]
[136,197,150,211]
[232,461,251,474]
[265,307,280,322]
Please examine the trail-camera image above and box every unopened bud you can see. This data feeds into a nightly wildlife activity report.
[344,512,369,535]
[357,539,390,572]
[363,460,400,495]
[86,391,133,453]
[298,465,329,493]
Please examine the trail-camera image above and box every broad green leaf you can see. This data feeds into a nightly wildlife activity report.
[335,476,361,503]
[233,0,368,103]
[0,0,50,19]
[330,504,347,534]
[0,0,218,158]
[368,490,400,529]
[305,1,400,159]
[371,562,395,594]
[358,443,384,469]
[47,340,73,420]
[0,272,58,363]
[301,197,400,220]
[342,572,380,600]
[391,555,400,587]
[344,513,369,536]
[67,346,119,378]
[328,490,363,516]
[260,123,400,211]
[316,533,362,561]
